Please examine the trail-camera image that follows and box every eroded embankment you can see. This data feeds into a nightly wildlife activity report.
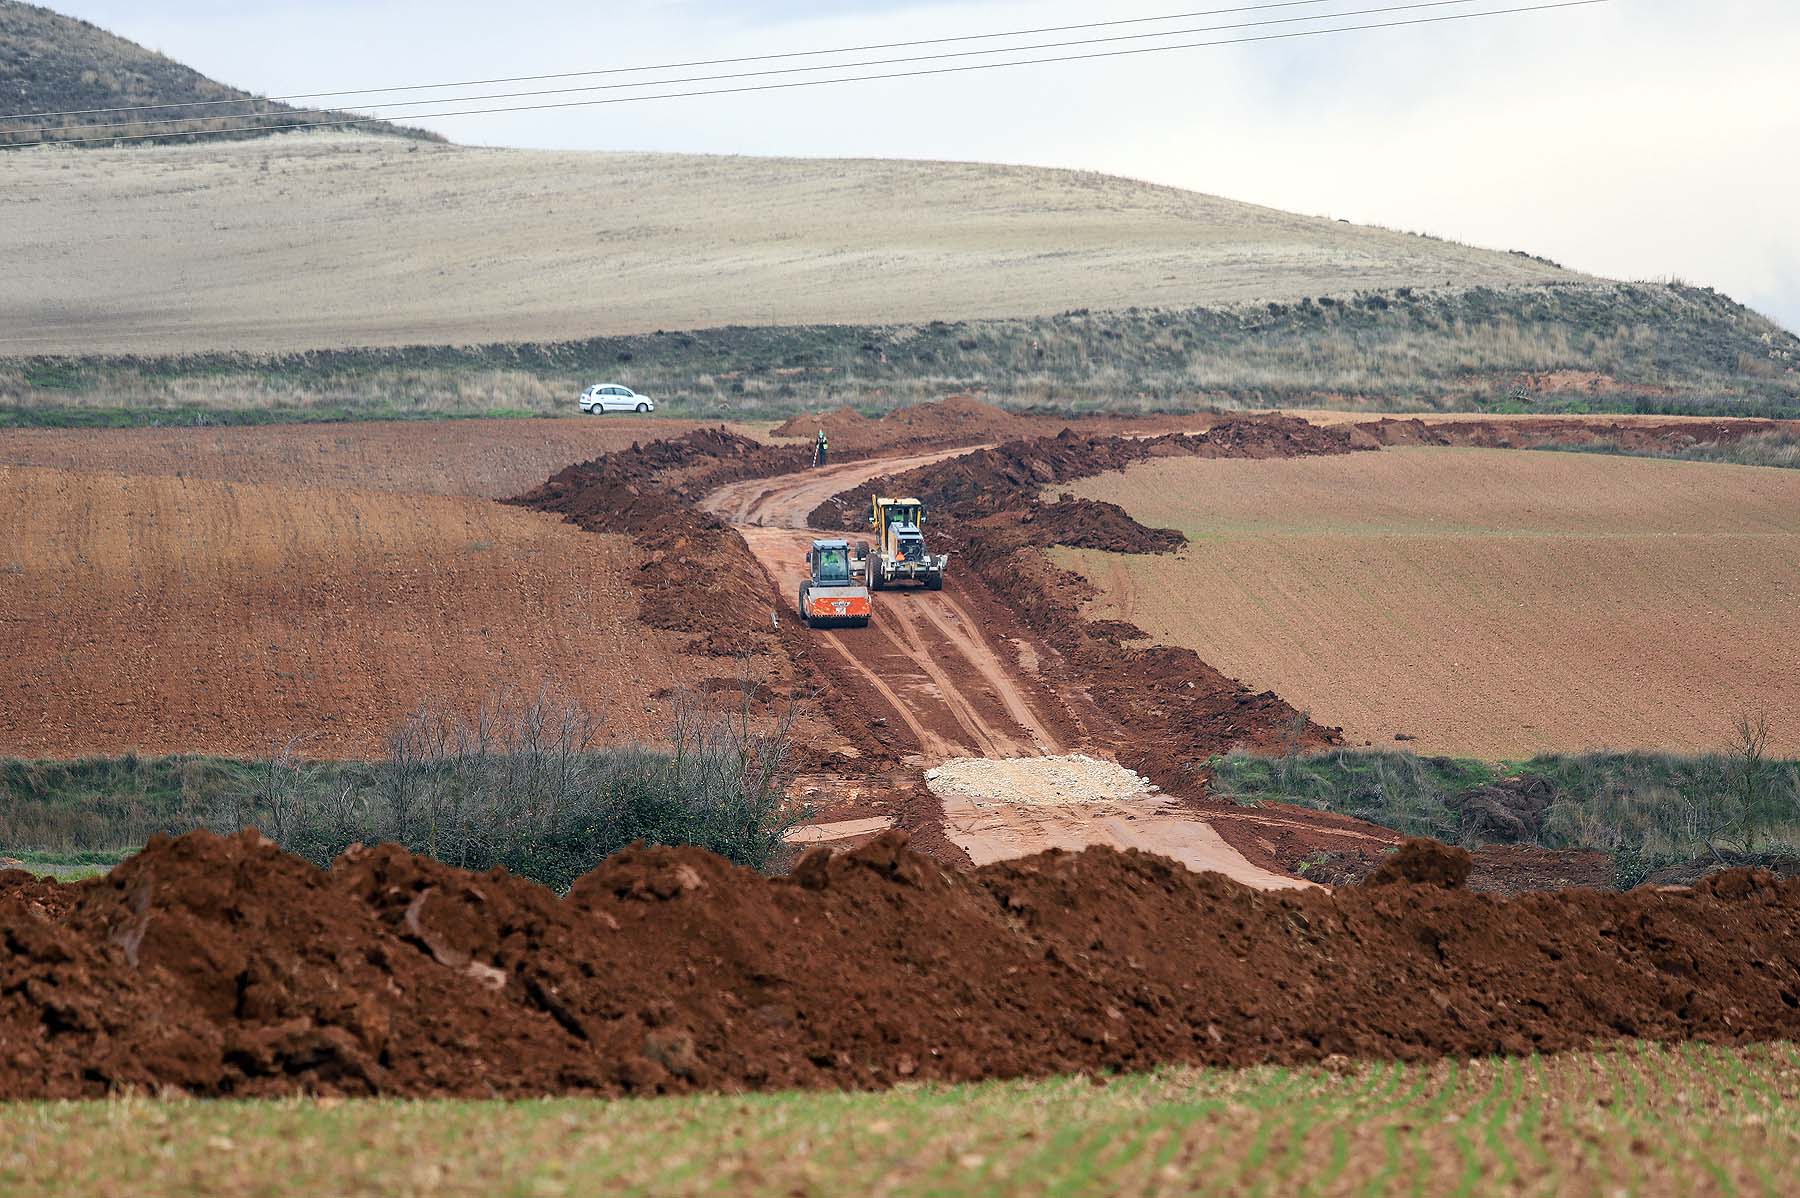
[809,417,1365,785]
[3,831,1797,1099]
[1352,415,1789,453]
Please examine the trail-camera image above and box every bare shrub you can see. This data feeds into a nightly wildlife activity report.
[240,682,806,888]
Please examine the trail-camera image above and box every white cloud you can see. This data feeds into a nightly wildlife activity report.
[62,0,1800,328]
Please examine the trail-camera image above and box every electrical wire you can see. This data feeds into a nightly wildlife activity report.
[0,1,1370,122]
[7,1,1612,148]
[46,0,1490,137]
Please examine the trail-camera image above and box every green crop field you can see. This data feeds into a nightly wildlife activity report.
[5,1042,1795,1197]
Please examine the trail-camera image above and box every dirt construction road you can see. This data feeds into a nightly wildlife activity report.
[704,454,1307,889]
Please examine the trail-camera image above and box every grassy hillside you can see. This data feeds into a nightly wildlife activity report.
[0,1,441,146]
[5,280,1796,425]
[0,133,1578,356]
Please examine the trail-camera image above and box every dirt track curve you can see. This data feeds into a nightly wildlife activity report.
[704,452,1307,890]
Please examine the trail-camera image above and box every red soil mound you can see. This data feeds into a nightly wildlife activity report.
[1364,839,1474,889]
[512,427,777,529]
[772,405,878,444]
[810,416,1362,528]
[5,829,1798,1099]
[876,395,1030,441]
[1022,494,1185,554]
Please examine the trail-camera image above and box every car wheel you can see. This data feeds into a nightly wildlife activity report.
[635,402,649,413]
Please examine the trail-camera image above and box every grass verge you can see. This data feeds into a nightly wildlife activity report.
[2,1043,1795,1196]
[0,691,806,889]
[3,281,1794,426]
[1212,746,1800,886]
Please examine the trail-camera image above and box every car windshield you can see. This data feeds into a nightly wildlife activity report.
[815,548,850,582]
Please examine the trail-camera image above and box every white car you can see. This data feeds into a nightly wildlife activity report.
[579,383,654,413]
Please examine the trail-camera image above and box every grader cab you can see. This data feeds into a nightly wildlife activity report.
[866,497,947,591]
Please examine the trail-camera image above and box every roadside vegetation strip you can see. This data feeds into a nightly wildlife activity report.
[5,1045,1797,1197]
[0,691,809,888]
[5,282,1795,426]
[1212,747,1800,886]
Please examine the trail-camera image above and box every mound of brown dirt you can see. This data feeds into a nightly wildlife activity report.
[1364,839,1474,889]
[5,828,1800,1099]
[809,417,1363,529]
[772,405,877,444]
[513,427,777,529]
[0,868,77,919]
[774,396,1037,453]
[1453,776,1558,843]
[876,395,1028,441]
[1023,495,1185,553]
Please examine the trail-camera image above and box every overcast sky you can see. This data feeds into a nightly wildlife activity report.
[65,0,1800,329]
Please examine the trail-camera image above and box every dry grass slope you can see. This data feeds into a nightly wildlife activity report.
[1057,447,1800,758]
[0,133,1577,356]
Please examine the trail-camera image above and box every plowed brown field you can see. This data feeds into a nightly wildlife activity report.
[0,417,758,500]
[1058,447,1800,758]
[0,464,723,758]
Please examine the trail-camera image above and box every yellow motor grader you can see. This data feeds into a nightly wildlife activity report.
[861,496,946,591]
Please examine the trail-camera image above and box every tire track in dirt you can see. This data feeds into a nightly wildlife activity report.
[734,526,1048,761]
[705,445,986,528]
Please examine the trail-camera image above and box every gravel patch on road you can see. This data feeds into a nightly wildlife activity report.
[925,755,1158,808]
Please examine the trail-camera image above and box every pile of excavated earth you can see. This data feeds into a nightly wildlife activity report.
[3,830,1798,1099]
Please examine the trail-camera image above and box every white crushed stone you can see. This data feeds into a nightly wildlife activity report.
[923,754,1160,809]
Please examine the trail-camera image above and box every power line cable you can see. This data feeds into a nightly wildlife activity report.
[48,0,1489,137]
[0,1,1368,122]
[11,2,1612,148]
